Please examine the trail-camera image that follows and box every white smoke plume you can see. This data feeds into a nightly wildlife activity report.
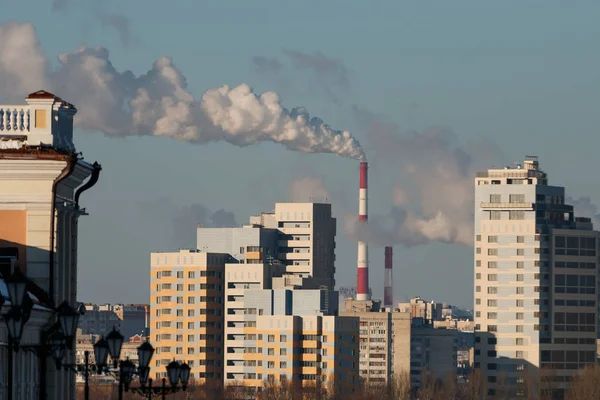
[344,107,503,248]
[0,22,364,160]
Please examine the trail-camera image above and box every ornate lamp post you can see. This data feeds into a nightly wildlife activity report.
[129,342,190,399]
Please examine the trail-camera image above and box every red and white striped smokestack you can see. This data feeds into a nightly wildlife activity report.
[384,247,393,307]
[356,161,369,301]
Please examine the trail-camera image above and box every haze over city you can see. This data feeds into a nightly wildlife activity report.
[2,1,600,310]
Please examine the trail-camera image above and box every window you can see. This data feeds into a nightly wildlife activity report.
[516,338,524,345]
[488,261,497,269]
[476,273,481,280]
[487,287,497,294]
[510,194,525,203]
[517,261,524,269]
[516,351,524,358]
[490,211,502,220]
[280,335,287,342]
[268,335,275,342]
[177,297,183,304]
[487,313,497,319]
[516,287,524,294]
[516,274,524,281]
[488,325,497,332]
[488,249,498,256]
[509,211,525,220]
[517,235,525,243]
[176,322,183,329]
[476,235,482,241]
[488,236,498,243]
[188,284,195,291]
[188,297,195,304]
[176,284,183,291]
[280,348,287,356]
[267,361,275,368]
[476,298,481,305]
[516,313,524,320]
[187,310,194,316]
[517,249,525,256]
[488,274,497,281]
[268,348,275,355]
[476,248,481,254]
[188,271,195,279]
[516,300,524,307]
[516,326,523,332]
[487,299,497,307]
[490,194,501,203]
[176,271,183,278]
[188,322,194,329]
[476,260,481,267]
[476,286,481,292]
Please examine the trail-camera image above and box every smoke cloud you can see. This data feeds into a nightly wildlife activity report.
[0,22,364,160]
[344,107,503,248]
[288,177,332,203]
[139,198,238,249]
[568,197,600,227]
[99,14,132,47]
[252,49,351,104]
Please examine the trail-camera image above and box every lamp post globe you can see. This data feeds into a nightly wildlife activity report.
[137,341,154,369]
[3,309,24,345]
[93,337,110,370]
[179,363,191,389]
[48,330,67,366]
[57,301,80,340]
[106,327,124,364]
[166,360,181,387]
[5,268,27,308]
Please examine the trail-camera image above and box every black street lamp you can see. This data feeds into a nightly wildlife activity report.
[4,268,27,308]
[56,301,80,348]
[106,327,124,368]
[1,266,87,400]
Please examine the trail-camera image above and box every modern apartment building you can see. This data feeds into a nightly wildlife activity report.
[410,327,457,387]
[223,262,285,384]
[150,250,230,383]
[249,202,337,289]
[225,287,358,396]
[341,299,411,386]
[473,156,599,398]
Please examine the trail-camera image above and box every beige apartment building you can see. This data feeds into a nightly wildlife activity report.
[341,299,411,386]
[474,157,598,398]
[226,289,359,397]
[150,249,230,383]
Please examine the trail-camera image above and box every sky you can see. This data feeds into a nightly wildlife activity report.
[2,1,600,309]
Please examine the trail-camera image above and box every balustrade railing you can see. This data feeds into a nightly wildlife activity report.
[0,106,30,133]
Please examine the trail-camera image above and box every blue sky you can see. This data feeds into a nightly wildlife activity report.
[3,1,600,308]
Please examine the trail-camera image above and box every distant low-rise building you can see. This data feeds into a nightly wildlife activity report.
[78,303,149,338]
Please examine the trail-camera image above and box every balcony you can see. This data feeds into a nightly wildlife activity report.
[480,202,534,210]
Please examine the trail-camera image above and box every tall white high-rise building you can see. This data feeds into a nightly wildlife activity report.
[252,203,337,289]
[474,156,598,398]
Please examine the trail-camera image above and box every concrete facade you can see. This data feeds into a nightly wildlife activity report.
[341,299,412,386]
[225,288,358,396]
[410,327,457,387]
[150,250,230,384]
[474,157,599,398]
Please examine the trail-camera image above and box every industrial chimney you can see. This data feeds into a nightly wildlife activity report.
[384,246,393,307]
[356,161,369,301]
